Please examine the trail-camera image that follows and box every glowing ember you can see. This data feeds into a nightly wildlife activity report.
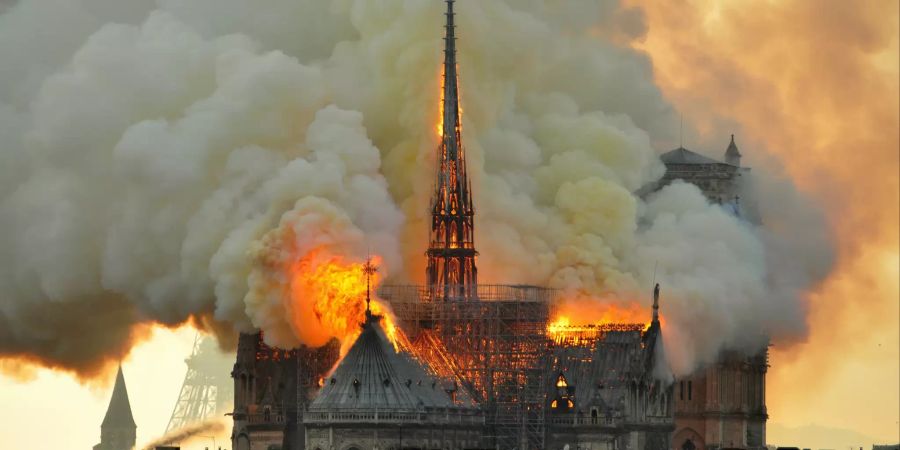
[288,248,403,354]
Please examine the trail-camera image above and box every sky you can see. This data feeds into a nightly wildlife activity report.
[0,1,897,449]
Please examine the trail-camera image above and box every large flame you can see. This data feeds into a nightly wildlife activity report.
[288,249,402,354]
[435,65,463,138]
[547,297,653,341]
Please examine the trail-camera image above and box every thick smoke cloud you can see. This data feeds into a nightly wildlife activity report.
[0,0,832,377]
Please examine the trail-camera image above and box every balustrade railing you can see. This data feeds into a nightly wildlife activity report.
[303,410,485,425]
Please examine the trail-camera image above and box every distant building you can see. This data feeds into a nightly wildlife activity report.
[873,445,900,450]
[94,365,137,450]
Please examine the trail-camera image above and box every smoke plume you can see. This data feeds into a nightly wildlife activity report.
[141,418,226,450]
[0,0,833,377]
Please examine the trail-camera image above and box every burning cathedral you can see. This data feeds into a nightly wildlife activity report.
[228,2,764,449]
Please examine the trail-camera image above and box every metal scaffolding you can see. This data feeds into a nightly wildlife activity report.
[380,284,554,450]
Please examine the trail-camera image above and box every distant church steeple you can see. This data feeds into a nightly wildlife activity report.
[94,365,137,450]
[426,0,478,301]
[725,134,742,167]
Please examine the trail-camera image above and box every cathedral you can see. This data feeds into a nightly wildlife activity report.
[229,2,767,450]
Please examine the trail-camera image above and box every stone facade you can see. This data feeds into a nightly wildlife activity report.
[303,418,485,450]
[672,350,768,450]
[231,332,340,450]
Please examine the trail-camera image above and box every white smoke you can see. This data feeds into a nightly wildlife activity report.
[0,0,832,376]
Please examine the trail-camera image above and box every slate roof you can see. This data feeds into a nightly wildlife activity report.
[661,147,725,165]
[101,365,136,429]
[309,312,476,412]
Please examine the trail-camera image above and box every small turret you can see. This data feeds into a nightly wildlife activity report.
[725,134,742,167]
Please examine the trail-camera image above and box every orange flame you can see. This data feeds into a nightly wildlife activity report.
[288,248,402,355]
[435,65,463,138]
[547,296,653,340]
[437,66,445,137]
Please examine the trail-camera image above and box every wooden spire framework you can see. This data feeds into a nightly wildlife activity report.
[427,0,478,301]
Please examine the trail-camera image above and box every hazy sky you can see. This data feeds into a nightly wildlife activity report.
[633,0,899,444]
[0,1,897,449]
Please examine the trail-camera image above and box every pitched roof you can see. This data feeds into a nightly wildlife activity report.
[101,365,136,429]
[309,313,476,412]
[661,147,725,165]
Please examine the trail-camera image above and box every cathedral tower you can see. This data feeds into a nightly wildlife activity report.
[426,0,478,301]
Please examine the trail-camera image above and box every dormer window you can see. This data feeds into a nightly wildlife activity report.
[556,373,568,387]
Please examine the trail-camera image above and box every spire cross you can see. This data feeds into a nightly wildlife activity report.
[362,257,378,315]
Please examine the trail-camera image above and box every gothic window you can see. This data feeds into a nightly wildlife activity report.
[679,381,684,400]
[688,380,692,400]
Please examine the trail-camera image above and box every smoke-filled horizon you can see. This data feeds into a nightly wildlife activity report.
[0,0,836,382]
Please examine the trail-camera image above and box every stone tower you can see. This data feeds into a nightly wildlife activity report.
[426,0,478,301]
[93,365,137,450]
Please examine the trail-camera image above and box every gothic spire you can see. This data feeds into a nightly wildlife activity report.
[427,0,477,301]
[442,0,461,153]
[102,365,136,429]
